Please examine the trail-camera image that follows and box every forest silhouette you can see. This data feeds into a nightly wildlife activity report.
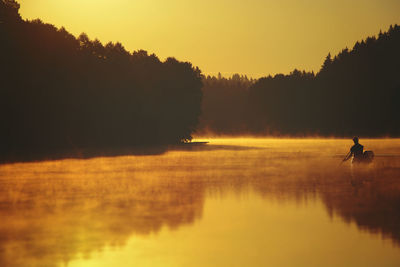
[199,25,400,137]
[1,0,400,162]
[0,0,203,161]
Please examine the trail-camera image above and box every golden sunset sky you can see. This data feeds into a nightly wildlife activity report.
[19,0,400,77]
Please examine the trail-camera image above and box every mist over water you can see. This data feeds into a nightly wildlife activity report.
[1,138,400,266]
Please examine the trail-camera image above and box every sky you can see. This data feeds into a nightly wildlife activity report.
[18,0,400,78]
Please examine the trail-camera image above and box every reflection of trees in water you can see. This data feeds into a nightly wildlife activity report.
[0,147,400,266]
[0,159,205,267]
[321,161,400,246]
[252,157,400,247]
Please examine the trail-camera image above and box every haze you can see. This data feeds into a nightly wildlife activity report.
[18,0,400,78]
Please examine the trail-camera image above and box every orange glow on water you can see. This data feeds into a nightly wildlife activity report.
[1,138,400,266]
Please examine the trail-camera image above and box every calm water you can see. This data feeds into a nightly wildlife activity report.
[1,138,400,267]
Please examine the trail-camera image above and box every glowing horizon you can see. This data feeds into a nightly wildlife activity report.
[18,0,400,78]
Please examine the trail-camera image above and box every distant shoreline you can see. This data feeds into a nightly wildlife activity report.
[0,141,211,164]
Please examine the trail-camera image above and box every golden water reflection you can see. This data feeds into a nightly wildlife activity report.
[1,138,400,266]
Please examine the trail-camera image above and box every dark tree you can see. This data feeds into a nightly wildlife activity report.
[198,74,255,135]
[0,0,203,161]
[198,25,400,137]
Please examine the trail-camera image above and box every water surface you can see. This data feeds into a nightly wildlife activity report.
[1,138,400,266]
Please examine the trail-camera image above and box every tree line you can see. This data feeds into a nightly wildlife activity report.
[198,74,255,135]
[0,0,203,160]
[1,0,399,163]
[198,25,400,137]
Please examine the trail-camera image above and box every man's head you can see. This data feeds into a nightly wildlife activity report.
[353,136,359,144]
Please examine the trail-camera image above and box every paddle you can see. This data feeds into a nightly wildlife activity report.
[340,151,351,165]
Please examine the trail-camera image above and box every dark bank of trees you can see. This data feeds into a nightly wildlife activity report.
[198,74,255,134]
[0,0,203,160]
[199,25,400,137]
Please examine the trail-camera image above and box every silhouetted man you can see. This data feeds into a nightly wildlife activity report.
[343,137,364,163]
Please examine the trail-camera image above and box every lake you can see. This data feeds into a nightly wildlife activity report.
[1,138,400,267]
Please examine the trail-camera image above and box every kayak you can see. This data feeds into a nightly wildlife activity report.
[352,150,374,164]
